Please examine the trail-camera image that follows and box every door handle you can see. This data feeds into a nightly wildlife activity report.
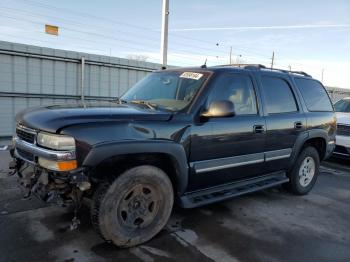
[253,125,265,133]
[294,121,303,129]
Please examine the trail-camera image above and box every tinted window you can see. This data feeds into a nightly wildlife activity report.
[209,74,257,115]
[334,99,350,112]
[295,78,333,112]
[261,76,297,114]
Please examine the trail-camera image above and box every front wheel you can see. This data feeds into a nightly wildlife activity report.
[91,165,174,247]
[287,146,320,195]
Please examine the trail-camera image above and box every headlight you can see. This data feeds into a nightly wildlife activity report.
[37,132,75,151]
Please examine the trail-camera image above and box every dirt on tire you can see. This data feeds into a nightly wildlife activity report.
[90,165,174,247]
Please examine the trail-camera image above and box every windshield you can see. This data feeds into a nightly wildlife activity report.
[334,99,350,112]
[121,71,209,111]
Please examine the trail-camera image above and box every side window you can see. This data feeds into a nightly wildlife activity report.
[294,78,333,112]
[261,76,297,114]
[208,74,258,115]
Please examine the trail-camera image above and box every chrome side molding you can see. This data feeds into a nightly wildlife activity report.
[191,148,292,174]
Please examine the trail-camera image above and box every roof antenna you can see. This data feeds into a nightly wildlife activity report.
[201,58,207,68]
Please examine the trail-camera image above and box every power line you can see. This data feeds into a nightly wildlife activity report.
[1,0,275,66]
[0,12,232,63]
[12,0,271,59]
[0,5,235,56]
[0,30,216,67]
[0,33,109,55]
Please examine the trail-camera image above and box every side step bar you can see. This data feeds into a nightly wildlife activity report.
[179,172,289,208]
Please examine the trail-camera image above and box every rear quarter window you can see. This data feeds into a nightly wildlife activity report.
[294,78,333,112]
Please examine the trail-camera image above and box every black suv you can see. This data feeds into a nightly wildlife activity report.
[10,64,336,247]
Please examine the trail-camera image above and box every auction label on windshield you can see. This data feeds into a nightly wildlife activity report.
[180,72,203,80]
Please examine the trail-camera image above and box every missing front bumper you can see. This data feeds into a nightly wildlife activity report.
[11,156,90,204]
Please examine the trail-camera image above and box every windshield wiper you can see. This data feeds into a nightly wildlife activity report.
[129,100,158,110]
[113,97,128,104]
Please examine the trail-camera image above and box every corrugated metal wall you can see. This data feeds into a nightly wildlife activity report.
[0,41,161,142]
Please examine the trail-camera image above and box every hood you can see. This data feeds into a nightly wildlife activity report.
[336,112,350,126]
[16,102,172,133]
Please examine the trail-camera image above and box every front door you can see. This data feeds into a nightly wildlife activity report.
[189,72,266,191]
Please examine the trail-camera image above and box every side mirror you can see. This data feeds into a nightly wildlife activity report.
[201,100,235,118]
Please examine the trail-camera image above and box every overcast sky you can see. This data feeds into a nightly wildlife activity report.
[0,0,349,88]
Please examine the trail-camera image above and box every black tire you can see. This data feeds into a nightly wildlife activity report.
[287,146,320,195]
[90,165,174,248]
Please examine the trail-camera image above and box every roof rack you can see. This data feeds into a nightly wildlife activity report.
[215,64,266,69]
[213,64,312,77]
[267,67,312,77]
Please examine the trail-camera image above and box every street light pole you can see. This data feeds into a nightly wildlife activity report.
[160,0,169,67]
[321,68,325,83]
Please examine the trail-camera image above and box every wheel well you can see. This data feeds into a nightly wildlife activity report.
[90,153,179,193]
[303,137,326,160]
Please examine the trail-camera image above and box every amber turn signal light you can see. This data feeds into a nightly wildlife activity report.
[57,160,78,171]
[38,157,77,171]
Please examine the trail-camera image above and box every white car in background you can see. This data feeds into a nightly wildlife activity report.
[334,97,350,158]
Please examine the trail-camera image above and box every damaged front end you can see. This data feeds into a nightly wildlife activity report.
[9,124,91,228]
[10,156,89,205]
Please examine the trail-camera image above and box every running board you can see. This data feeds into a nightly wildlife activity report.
[179,172,289,208]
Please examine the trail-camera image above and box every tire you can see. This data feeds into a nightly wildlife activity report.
[287,146,320,195]
[90,165,174,248]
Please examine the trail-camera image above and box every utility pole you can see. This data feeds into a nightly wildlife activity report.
[288,65,291,72]
[81,56,85,103]
[321,68,325,83]
[160,0,169,67]
[271,51,275,69]
[229,46,232,64]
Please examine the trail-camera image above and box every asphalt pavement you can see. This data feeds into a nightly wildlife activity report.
[0,150,349,262]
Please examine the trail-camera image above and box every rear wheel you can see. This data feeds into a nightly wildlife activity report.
[287,146,320,195]
[91,165,173,247]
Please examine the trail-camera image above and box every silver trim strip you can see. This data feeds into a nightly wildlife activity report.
[265,148,292,162]
[191,148,293,174]
[16,124,37,135]
[265,154,291,162]
[191,152,265,174]
[196,158,264,173]
[14,137,76,161]
[333,152,350,156]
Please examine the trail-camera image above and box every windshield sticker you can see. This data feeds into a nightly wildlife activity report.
[180,72,203,80]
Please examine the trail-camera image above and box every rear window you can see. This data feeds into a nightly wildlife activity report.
[294,78,333,112]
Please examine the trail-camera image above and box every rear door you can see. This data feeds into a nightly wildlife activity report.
[258,73,306,172]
